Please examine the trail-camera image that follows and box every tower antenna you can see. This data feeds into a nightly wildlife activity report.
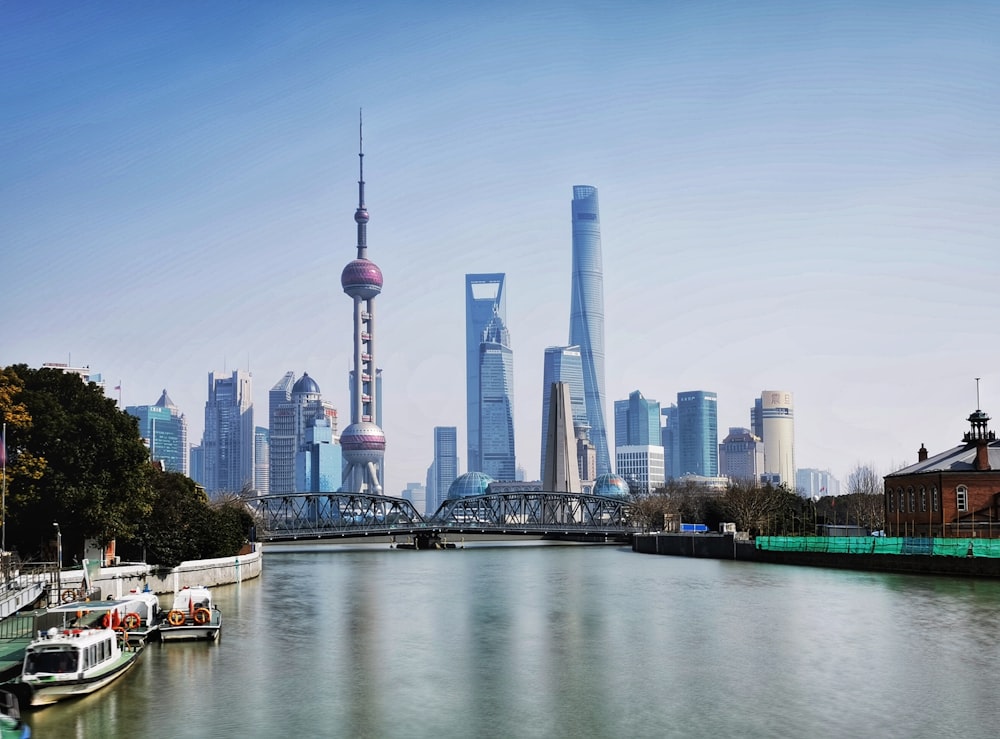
[976,377,982,410]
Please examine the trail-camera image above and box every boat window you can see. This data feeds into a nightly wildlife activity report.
[25,650,78,675]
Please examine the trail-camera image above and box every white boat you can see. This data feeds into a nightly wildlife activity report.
[159,586,222,642]
[43,591,163,646]
[9,625,143,707]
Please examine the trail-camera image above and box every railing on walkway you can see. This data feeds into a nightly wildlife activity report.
[756,536,1000,558]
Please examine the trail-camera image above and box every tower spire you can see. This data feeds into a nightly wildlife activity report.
[355,108,369,259]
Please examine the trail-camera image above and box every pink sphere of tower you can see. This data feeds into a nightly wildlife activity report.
[341,258,383,300]
[340,421,386,465]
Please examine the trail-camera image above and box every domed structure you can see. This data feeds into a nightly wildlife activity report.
[593,473,630,498]
[447,471,494,500]
[340,421,386,464]
[341,258,383,300]
[291,372,320,395]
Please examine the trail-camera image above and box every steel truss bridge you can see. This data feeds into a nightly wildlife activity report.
[253,491,638,546]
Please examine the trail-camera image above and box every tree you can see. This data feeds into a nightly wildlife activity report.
[722,480,793,535]
[0,365,152,558]
[845,462,885,532]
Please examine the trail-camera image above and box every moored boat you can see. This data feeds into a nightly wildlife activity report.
[159,586,222,642]
[42,592,162,646]
[7,624,143,707]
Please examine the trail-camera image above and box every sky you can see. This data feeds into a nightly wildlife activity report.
[2,1,999,494]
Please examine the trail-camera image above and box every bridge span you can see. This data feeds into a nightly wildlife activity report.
[253,490,639,548]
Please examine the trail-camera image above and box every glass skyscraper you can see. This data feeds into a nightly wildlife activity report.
[125,389,188,475]
[677,390,718,477]
[202,369,254,497]
[540,346,587,479]
[569,186,611,475]
[430,426,459,515]
[465,273,510,474]
[615,390,661,449]
[478,313,516,480]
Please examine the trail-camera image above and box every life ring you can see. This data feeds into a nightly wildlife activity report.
[193,607,211,625]
[167,609,186,626]
[123,612,141,630]
[61,589,77,603]
[102,613,112,628]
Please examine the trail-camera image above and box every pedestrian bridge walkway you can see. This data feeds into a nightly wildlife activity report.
[254,490,638,543]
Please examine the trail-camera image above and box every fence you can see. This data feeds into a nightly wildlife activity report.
[755,536,1000,558]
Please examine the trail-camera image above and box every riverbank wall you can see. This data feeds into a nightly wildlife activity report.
[633,533,1000,578]
[58,546,262,597]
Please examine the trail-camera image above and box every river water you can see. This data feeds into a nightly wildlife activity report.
[24,543,1000,738]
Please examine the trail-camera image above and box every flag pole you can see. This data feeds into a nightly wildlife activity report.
[2,421,6,557]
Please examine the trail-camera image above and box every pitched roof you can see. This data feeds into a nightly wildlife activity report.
[886,442,1000,477]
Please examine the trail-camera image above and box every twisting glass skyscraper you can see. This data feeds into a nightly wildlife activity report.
[339,117,385,493]
[569,186,611,474]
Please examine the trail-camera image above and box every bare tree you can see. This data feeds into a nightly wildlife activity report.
[722,480,787,535]
[845,462,885,532]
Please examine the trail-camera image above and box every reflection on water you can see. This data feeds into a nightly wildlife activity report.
[23,547,1000,738]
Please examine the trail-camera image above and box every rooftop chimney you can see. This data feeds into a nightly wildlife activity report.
[918,444,928,462]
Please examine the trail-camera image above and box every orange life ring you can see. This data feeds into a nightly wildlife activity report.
[123,612,141,630]
[61,589,77,603]
[193,607,211,625]
[167,609,186,626]
[102,613,112,628]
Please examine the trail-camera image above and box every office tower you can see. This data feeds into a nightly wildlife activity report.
[296,417,342,492]
[254,426,269,495]
[719,427,764,482]
[569,185,611,475]
[401,482,427,516]
[661,404,680,481]
[796,468,840,498]
[430,426,459,514]
[479,313,516,479]
[125,389,189,475]
[202,369,254,497]
[466,273,507,473]
[269,371,338,494]
[577,426,598,492]
[542,382,582,492]
[340,119,386,494]
[677,391,718,477]
[614,390,661,449]
[540,346,587,479]
[758,390,795,487]
[189,444,204,486]
[615,446,665,494]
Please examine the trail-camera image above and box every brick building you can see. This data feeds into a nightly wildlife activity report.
[884,409,1000,537]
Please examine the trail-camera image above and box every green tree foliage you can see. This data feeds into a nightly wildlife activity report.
[1,365,152,558]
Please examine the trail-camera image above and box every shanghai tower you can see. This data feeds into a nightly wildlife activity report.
[569,185,611,475]
[339,116,385,493]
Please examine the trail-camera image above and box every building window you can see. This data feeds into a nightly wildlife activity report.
[887,487,894,513]
[908,486,915,512]
[932,486,939,512]
[920,486,927,512]
[957,485,968,512]
[897,487,904,512]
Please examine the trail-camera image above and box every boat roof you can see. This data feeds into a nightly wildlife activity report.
[28,627,119,649]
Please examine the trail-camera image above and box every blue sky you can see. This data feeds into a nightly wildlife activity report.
[3,1,998,493]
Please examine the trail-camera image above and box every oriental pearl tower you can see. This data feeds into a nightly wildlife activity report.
[339,115,385,494]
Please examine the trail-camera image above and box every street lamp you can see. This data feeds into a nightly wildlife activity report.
[53,522,61,604]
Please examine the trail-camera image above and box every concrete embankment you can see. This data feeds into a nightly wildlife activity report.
[633,533,1000,578]
[58,547,262,597]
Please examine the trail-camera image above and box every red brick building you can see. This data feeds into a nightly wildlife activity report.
[884,409,1000,537]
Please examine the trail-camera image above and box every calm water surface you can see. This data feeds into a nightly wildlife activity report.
[25,545,1000,738]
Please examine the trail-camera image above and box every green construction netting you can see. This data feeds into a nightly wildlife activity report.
[755,536,1000,558]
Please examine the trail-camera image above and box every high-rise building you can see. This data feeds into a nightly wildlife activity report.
[401,482,427,516]
[202,369,254,497]
[614,390,661,449]
[269,371,338,494]
[756,390,795,488]
[125,389,188,475]
[340,118,386,494]
[466,273,507,473]
[569,185,610,475]
[479,313,516,479]
[616,445,665,494]
[719,427,764,482]
[254,426,269,495]
[429,426,459,514]
[660,404,680,480]
[540,346,587,479]
[296,417,342,492]
[796,468,840,498]
[677,390,718,477]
